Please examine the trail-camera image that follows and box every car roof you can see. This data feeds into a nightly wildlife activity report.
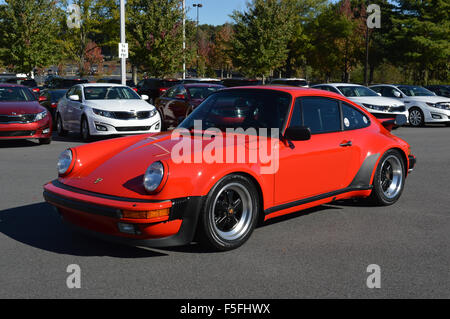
[0,83,27,88]
[79,83,126,88]
[316,83,364,87]
[271,78,307,81]
[183,83,224,88]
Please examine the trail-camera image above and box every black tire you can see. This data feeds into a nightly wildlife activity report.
[369,149,406,206]
[56,114,68,136]
[80,116,91,142]
[408,107,425,127]
[157,110,166,131]
[38,137,51,145]
[197,174,260,251]
[445,122,450,127]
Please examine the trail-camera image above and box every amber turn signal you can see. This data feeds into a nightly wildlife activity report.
[121,208,170,219]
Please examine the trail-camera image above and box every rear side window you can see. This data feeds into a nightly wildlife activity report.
[341,103,370,130]
[301,97,341,134]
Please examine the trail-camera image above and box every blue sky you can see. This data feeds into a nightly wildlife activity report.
[185,0,248,25]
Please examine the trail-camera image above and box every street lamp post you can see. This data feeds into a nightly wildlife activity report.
[182,0,186,79]
[120,0,126,85]
[193,3,203,76]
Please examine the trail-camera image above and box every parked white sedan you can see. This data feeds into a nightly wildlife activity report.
[311,83,409,121]
[370,84,450,127]
[55,83,161,141]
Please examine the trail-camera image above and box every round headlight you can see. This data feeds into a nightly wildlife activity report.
[143,161,164,193]
[57,149,73,175]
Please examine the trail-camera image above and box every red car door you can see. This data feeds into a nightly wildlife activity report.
[274,96,360,205]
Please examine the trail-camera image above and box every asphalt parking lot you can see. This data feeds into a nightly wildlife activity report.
[0,126,449,299]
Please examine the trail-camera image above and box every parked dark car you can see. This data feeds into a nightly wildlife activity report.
[221,78,262,87]
[154,83,224,130]
[38,89,68,124]
[0,77,41,95]
[180,78,222,85]
[96,77,137,90]
[136,78,181,104]
[269,78,309,87]
[44,77,88,89]
[424,85,450,98]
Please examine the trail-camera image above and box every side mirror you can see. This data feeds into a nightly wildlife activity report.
[69,95,80,101]
[141,94,149,101]
[284,126,311,141]
[377,92,382,96]
[393,91,401,98]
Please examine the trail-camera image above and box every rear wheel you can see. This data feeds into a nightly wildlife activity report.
[408,108,424,127]
[370,149,405,206]
[197,174,260,251]
[56,114,68,136]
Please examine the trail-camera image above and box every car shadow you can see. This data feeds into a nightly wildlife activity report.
[0,202,167,258]
[0,139,40,148]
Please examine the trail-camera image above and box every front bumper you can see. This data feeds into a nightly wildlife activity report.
[88,113,161,136]
[43,180,204,247]
[0,116,52,140]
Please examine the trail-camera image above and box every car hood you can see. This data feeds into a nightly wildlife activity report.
[0,101,44,115]
[85,99,155,111]
[60,130,270,199]
[348,96,404,106]
[402,96,450,104]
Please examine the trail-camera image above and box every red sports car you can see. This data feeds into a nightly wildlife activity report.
[43,87,416,250]
[0,84,52,144]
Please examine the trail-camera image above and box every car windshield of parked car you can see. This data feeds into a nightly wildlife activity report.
[188,86,223,100]
[337,86,379,97]
[179,89,291,132]
[398,86,435,97]
[83,86,141,100]
[0,87,36,102]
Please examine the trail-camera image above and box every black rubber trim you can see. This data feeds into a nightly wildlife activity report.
[408,155,416,171]
[44,190,122,218]
[51,180,167,203]
[264,186,372,215]
[348,153,380,188]
[264,153,379,215]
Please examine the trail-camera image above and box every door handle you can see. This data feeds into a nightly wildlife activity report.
[340,140,352,147]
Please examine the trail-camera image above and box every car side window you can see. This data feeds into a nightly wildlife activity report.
[288,98,302,127]
[301,97,341,134]
[74,87,83,101]
[382,87,397,98]
[341,103,370,130]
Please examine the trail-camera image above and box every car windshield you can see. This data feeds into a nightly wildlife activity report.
[0,87,36,102]
[187,86,223,100]
[337,86,378,97]
[179,89,292,132]
[83,86,141,100]
[398,86,435,97]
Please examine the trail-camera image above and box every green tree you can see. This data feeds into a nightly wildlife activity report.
[127,0,190,77]
[230,0,296,82]
[390,0,450,84]
[0,0,63,75]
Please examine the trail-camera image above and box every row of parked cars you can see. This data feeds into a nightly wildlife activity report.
[0,74,449,146]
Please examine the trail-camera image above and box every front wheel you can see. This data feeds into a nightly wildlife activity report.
[408,108,424,127]
[56,114,68,136]
[197,174,260,251]
[80,117,91,142]
[369,149,405,206]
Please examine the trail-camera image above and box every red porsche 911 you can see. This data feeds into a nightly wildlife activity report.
[0,84,52,144]
[43,86,416,250]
